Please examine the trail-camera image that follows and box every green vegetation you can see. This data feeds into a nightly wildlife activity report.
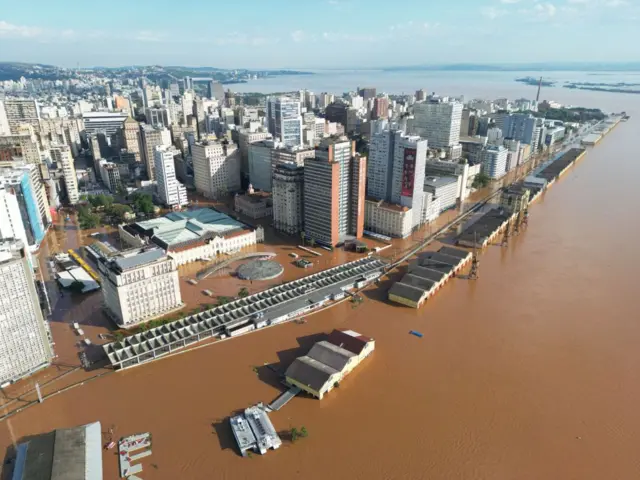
[472,172,491,189]
[238,287,249,298]
[106,203,133,223]
[290,426,309,442]
[87,193,113,209]
[131,192,155,215]
[77,205,100,229]
[217,296,233,306]
[529,106,606,123]
[68,280,85,293]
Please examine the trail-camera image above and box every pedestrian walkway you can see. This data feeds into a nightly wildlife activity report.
[267,386,301,411]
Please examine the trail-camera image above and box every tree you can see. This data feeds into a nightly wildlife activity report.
[132,192,155,214]
[68,280,85,293]
[472,172,490,189]
[77,205,100,229]
[107,203,133,223]
[300,231,305,246]
[300,426,308,438]
[290,427,300,442]
[238,287,249,298]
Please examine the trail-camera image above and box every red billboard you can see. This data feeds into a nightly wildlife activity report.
[401,148,417,197]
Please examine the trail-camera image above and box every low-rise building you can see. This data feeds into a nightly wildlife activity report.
[423,176,458,212]
[230,404,281,457]
[119,208,264,266]
[97,247,183,328]
[364,199,413,238]
[500,184,530,214]
[234,188,273,219]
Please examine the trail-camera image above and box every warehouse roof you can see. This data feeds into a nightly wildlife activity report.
[307,341,355,372]
[285,356,338,391]
[398,274,436,291]
[388,282,427,303]
[326,329,373,355]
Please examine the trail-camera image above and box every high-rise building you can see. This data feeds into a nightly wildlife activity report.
[122,117,142,163]
[410,99,463,149]
[0,128,42,164]
[50,145,79,205]
[207,81,225,102]
[501,114,544,152]
[97,247,183,328]
[358,87,377,100]
[303,137,366,246]
[0,166,46,248]
[98,160,122,193]
[372,97,389,120]
[2,99,40,134]
[140,125,171,180]
[367,122,427,229]
[238,129,272,176]
[272,162,304,235]
[267,97,303,147]
[0,100,11,135]
[479,145,508,179]
[192,140,241,199]
[248,141,315,193]
[145,106,172,128]
[82,112,128,136]
[415,89,427,102]
[154,145,188,209]
[0,239,54,385]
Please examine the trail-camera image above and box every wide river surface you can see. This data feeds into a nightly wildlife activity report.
[1,73,639,479]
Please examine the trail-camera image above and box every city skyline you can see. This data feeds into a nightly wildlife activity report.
[1,0,639,68]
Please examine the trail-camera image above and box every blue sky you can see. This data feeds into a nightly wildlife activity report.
[0,0,638,68]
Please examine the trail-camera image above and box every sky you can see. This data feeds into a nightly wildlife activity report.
[0,0,638,69]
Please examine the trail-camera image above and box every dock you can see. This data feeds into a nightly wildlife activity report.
[118,432,152,478]
[267,386,301,411]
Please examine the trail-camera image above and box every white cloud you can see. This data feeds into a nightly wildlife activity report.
[291,30,305,42]
[481,6,508,19]
[134,30,165,42]
[534,3,557,17]
[499,0,521,3]
[604,0,628,7]
[0,20,43,38]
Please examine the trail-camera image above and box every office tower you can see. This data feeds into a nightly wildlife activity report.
[169,82,180,97]
[2,98,40,134]
[154,145,188,209]
[272,162,304,235]
[502,114,544,153]
[410,99,463,149]
[317,92,335,110]
[143,85,162,108]
[98,160,122,193]
[145,106,172,128]
[304,91,317,110]
[50,145,79,205]
[460,109,472,137]
[97,247,182,328]
[372,97,389,120]
[193,98,207,140]
[122,117,142,163]
[140,125,171,181]
[357,87,377,100]
[0,166,46,248]
[0,239,54,385]
[479,145,508,179]
[267,97,303,147]
[181,76,193,93]
[0,100,10,135]
[207,81,225,102]
[238,129,272,176]
[325,101,349,130]
[192,140,241,199]
[367,122,427,229]
[415,89,427,102]
[82,112,128,136]
[303,137,366,246]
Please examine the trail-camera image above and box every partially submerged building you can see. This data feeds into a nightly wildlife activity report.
[10,422,103,480]
[285,329,375,399]
[230,404,281,456]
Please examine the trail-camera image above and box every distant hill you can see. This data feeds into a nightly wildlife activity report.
[383,62,640,72]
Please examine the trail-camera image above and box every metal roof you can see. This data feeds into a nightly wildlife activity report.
[113,248,165,271]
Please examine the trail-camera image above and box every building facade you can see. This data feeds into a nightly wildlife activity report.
[50,144,79,205]
[122,117,142,163]
[97,247,183,328]
[303,137,365,246]
[3,99,40,134]
[410,99,463,149]
[140,125,171,181]
[192,140,241,199]
[154,145,188,209]
[480,145,508,179]
[423,176,458,212]
[364,199,413,238]
[272,162,304,235]
[266,97,302,147]
[0,240,54,385]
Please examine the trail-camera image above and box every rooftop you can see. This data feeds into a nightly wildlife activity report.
[307,341,356,372]
[285,356,338,391]
[424,175,458,189]
[365,198,410,213]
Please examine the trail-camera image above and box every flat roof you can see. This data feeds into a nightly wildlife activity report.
[424,175,458,189]
[107,247,166,273]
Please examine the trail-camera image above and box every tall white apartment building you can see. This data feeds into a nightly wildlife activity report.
[272,162,304,235]
[410,99,463,149]
[480,145,508,179]
[367,121,428,229]
[0,186,30,248]
[0,240,54,385]
[192,140,241,199]
[140,125,171,181]
[154,145,188,209]
[50,145,79,205]
[97,247,183,328]
[266,97,303,147]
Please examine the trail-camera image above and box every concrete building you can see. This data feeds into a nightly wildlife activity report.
[145,106,171,128]
[3,99,40,134]
[0,240,53,386]
[410,99,463,150]
[140,125,171,181]
[0,167,47,248]
[0,100,10,135]
[303,137,366,246]
[367,123,427,229]
[238,128,272,176]
[480,145,508,179]
[122,118,142,163]
[364,199,413,238]
[501,113,543,152]
[97,247,183,328]
[0,130,42,164]
[266,97,302,147]
[234,189,272,219]
[192,140,241,199]
[358,87,376,100]
[97,160,122,193]
[500,184,531,214]
[10,421,103,480]
[272,162,304,235]
[82,112,128,136]
[423,175,458,212]
[248,140,314,193]
[154,145,188,209]
[230,405,281,457]
[424,159,474,201]
[372,96,389,120]
[50,145,79,204]
[119,208,263,266]
[285,330,374,400]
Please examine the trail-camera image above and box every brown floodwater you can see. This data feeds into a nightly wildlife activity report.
[2,99,640,479]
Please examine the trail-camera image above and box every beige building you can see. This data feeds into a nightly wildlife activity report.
[364,199,413,238]
[123,117,142,163]
[141,125,171,180]
[192,140,241,199]
[234,189,272,219]
[50,144,79,205]
[97,247,183,328]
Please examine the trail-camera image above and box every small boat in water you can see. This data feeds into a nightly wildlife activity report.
[409,330,423,338]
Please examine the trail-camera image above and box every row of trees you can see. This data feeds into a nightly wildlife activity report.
[76,192,156,230]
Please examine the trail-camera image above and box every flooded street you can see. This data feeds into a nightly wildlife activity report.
[2,95,640,479]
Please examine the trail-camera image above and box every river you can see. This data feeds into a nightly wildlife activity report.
[1,79,639,479]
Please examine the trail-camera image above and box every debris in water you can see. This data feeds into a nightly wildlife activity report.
[409,330,423,338]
